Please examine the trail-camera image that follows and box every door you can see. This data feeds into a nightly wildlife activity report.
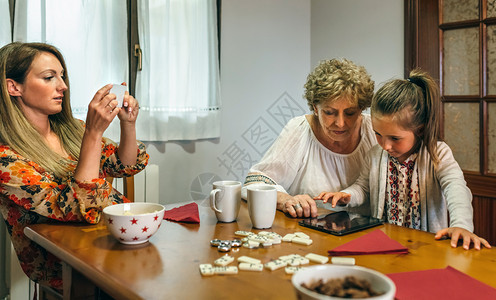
[405,0,496,245]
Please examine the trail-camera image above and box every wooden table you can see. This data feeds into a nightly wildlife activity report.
[24,201,496,300]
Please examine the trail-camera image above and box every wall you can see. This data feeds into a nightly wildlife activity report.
[144,0,404,206]
[145,0,312,205]
[311,0,404,87]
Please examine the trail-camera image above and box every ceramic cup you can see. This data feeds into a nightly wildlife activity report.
[210,180,242,223]
[247,184,277,229]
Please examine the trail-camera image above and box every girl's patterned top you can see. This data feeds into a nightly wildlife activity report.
[0,136,149,292]
[385,153,421,229]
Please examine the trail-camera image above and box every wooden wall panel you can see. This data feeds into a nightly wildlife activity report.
[472,195,496,246]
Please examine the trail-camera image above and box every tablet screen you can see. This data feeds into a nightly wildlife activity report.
[298,211,383,236]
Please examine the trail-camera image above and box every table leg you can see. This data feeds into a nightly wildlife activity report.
[62,262,99,300]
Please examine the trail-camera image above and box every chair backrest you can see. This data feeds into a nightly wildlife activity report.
[106,176,135,202]
[123,176,135,202]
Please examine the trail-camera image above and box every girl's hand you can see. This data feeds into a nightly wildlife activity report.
[117,82,139,124]
[85,84,119,136]
[314,192,351,208]
[435,227,492,250]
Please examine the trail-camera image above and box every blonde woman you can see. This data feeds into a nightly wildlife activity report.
[243,59,376,218]
[0,42,148,292]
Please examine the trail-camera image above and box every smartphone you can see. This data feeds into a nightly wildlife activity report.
[109,84,127,107]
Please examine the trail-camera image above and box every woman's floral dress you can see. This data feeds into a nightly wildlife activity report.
[0,137,149,292]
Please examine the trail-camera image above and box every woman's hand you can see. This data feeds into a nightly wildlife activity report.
[278,193,318,218]
[84,84,120,137]
[435,227,492,250]
[75,84,121,181]
[314,191,351,208]
[117,82,139,124]
[112,83,139,166]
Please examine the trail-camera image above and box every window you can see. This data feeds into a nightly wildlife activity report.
[0,0,10,45]
[135,0,221,141]
[6,0,220,142]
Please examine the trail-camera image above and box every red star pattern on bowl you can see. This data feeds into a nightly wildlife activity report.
[103,203,166,245]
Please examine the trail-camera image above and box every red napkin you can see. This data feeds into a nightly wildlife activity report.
[328,229,408,256]
[387,266,496,300]
[163,202,200,223]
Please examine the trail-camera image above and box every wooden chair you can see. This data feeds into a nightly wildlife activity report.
[39,176,135,300]
[106,176,135,202]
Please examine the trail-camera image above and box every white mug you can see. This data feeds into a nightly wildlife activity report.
[210,181,241,223]
[247,184,277,229]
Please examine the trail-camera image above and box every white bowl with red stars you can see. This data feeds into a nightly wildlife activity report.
[103,202,165,245]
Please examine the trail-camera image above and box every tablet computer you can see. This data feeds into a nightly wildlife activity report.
[298,211,383,236]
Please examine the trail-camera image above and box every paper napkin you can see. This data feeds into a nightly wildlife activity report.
[387,266,496,300]
[163,202,200,223]
[328,229,409,256]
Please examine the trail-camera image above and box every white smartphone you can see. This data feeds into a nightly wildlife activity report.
[109,84,127,107]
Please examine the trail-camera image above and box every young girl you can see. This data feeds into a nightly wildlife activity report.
[315,69,491,250]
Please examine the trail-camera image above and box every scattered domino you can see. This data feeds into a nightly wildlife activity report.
[279,254,297,261]
[294,257,309,265]
[243,240,261,249]
[199,264,215,276]
[259,231,282,241]
[331,257,356,265]
[203,230,320,279]
[214,255,235,266]
[285,266,303,274]
[242,242,257,249]
[235,230,254,237]
[264,259,287,271]
[282,233,295,242]
[237,256,262,264]
[294,232,310,239]
[238,263,264,272]
[248,235,271,244]
[257,231,272,236]
[213,266,238,275]
[305,253,329,264]
[279,254,310,266]
[285,258,302,266]
[292,236,313,245]
[261,241,273,247]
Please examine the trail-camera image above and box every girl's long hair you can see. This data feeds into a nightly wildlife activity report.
[371,68,441,164]
[0,42,84,178]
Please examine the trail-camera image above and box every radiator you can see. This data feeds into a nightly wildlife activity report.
[2,233,35,300]
[113,164,160,203]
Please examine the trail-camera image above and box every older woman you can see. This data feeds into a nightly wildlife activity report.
[243,58,376,218]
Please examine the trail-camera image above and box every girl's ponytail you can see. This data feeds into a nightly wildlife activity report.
[407,69,440,165]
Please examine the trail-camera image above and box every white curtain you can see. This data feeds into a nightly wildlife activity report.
[0,0,11,46]
[136,0,221,141]
[13,0,128,141]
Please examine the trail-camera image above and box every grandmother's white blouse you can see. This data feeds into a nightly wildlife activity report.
[244,114,377,214]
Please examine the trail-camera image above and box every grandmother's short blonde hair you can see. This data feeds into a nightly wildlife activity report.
[304,58,374,112]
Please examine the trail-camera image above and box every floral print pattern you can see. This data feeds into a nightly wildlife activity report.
[385,153,421,230]
[0,137,148,292]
